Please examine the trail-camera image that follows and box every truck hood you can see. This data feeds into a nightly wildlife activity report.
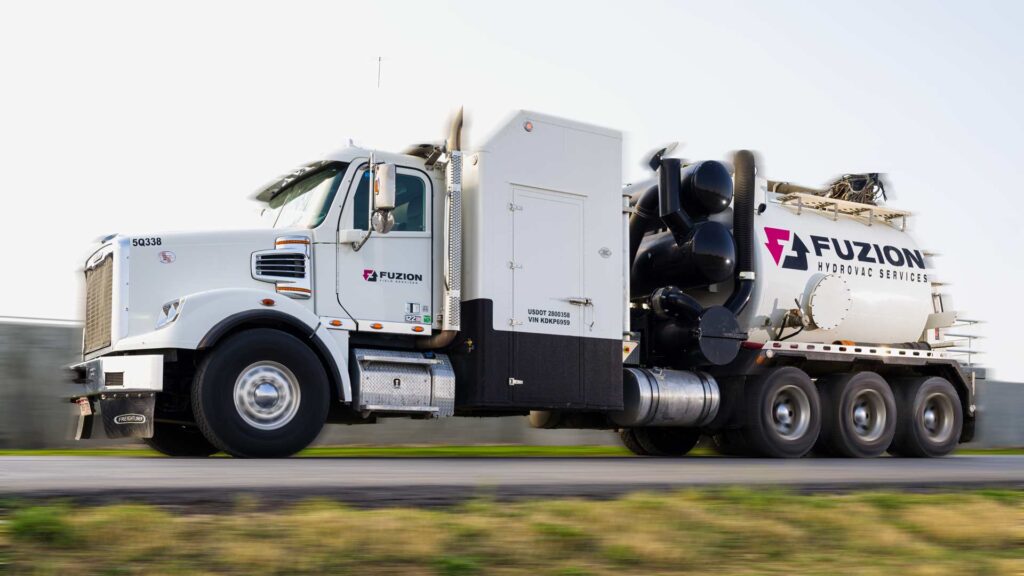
[104,229,312,343]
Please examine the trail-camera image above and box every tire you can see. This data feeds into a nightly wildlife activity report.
[619,428,650,456]
[816,372,897,458]
[890,376,962,458]
[635,428,701,456]
[143,422,220,457]
[741,367,821,458]
[192,328,330,458]
[712,429,751,456]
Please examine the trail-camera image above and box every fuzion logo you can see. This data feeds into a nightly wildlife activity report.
[362,269,424,284]
[763,226,928,283]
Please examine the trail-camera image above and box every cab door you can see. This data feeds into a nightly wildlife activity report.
[336,165,433,332]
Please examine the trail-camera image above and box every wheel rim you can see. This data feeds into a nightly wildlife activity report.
[921,391,955,444]
[850,388,887,443]
[233,361,301,431]
[771,384,811,440]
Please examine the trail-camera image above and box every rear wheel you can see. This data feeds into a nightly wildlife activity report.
[816,372,897,458]
[144,422,219,457]
[619,428,650,455]
[741,367,821,458]
[619,428,701,456]
[192,329,330,458]
[890,376,962,458]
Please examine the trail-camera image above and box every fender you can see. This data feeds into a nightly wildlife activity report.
[111,288,352,403]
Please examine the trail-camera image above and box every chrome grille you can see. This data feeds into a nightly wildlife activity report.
[254,253,305,278]
[84,254,113,355]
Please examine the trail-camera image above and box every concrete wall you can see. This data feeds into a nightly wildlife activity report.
[0,320,85,448]
[0,319,1018,449]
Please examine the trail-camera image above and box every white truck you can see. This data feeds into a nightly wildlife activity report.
[70,110,976,458]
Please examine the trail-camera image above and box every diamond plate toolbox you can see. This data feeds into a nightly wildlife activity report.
[352,348,455,417]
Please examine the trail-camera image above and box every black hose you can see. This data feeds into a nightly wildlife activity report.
[723,150,755,315]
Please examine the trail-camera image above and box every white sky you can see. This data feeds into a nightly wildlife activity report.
[1,1,1021,380]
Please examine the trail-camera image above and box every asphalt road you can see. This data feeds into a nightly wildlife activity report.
[2,455,1022,507]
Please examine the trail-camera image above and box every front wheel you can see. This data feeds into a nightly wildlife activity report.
[192,328,330,458]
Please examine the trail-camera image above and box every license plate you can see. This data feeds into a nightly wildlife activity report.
[76,397,93,416]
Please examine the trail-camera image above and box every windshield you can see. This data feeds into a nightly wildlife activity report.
[261,163,348,229]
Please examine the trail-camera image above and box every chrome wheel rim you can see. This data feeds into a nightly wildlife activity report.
[921,392,954,444]
[233,361,301,431]
[772,384,811,440]
[850,388,887,443]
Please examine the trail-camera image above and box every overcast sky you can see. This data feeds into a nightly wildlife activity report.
[1,0,1020,380]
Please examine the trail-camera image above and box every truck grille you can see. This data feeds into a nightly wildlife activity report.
[254,253,306,278]
[84,254,114,355]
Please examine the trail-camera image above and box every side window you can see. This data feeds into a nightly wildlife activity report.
[353,169,427,232]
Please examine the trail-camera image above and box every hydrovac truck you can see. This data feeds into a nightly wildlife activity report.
[70,110,975,458]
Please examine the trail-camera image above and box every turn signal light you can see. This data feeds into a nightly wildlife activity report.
[412,326,424,333]
[371,323,383,330]
[329,320,342,327]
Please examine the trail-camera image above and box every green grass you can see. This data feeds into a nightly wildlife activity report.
[0,444,1020,458]
[1,488,1021,574]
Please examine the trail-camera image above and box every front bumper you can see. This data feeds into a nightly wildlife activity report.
[70,355,164,440]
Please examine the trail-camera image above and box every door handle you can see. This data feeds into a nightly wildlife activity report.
[566,297,592,306]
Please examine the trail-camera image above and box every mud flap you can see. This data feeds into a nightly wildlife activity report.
[98,393,156,439]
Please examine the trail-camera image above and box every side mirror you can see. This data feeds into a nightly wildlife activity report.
[371,163,397,233]
[373,164,397,210]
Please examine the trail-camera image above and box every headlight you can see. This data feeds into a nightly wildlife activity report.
[156,299,182,329]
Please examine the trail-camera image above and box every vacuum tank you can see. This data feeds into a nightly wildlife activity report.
[627,162,935,350]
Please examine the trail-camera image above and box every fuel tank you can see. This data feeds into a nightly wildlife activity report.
[692,180,935,344]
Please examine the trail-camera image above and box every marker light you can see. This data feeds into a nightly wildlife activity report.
[261,298,275,307]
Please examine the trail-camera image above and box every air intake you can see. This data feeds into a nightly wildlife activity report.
[255,253,305,278]
[251,236,312,299]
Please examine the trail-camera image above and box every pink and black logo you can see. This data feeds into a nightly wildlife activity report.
[363,269,378,282]
[764,227,808,270]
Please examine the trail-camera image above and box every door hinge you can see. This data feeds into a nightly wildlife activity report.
[508,377,524,386]
[508,318,523,327]
[507,261,523,270]
[508,202,523,212]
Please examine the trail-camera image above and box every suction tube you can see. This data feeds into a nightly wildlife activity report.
[723,150,755,315]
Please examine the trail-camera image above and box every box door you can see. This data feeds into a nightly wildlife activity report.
[510,186,585,406]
